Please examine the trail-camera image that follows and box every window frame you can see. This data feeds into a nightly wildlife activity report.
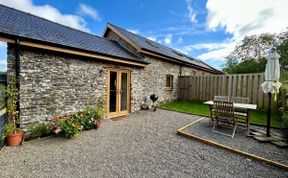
[165,75,173,90]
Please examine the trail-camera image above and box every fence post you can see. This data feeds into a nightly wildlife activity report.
[178,73,268,110]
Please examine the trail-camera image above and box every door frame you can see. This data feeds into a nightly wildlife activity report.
[107,69,131,118]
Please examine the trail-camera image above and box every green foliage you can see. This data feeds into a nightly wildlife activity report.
[223,32,288,74]
[50,104,106,138]
[279,107,288,129]
[4,120,19,136]
[22,95,107,139]
[277,37,288,72]
[228,33,277,61]
[223,57,266,74]
[4,77,21,136]
[0,84,6,110]
[28,122,52,140]
[74,111,96,130]
[61,119,82,138]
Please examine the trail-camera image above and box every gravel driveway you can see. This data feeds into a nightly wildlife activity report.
[0,109,287,178]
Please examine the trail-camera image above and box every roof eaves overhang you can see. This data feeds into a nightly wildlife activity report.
[0,34,148,68]
[103,25,222,74]
[140,48,221,74]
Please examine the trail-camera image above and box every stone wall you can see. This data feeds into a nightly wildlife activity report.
[106,30,213,103]
[7,35,214,125]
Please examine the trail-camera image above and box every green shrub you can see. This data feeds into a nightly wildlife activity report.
[28,122,52,140]
[74,111,95,130]
[61,119,82,138]
[279,107,288,129]
[50,104,106,138]
[4,120,18,136]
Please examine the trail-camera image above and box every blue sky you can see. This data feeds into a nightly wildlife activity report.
[0,0,287,71]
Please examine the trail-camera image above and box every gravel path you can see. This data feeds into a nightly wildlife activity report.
[184,117,288,165]
[0,109,287,178]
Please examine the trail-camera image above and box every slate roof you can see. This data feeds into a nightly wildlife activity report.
[0,4,147,64]
[106,23,222,73]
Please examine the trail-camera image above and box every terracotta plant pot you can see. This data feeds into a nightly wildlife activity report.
[6,132,24,147]
[96,121,103,128]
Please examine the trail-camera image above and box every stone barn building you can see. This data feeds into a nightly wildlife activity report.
[0,5,221,125]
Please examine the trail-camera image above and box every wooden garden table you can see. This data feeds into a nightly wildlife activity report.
[204,100,257,136]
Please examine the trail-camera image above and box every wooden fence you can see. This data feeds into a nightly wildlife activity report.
[179,73,275,110]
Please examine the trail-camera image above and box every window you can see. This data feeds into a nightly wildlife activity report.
[165,75,173,90]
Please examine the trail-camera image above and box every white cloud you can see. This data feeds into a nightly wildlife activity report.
[147,36,157,41]
[127,29,139,34]
[186,0,197,24]
[197,42,237,61]
[164,34,173,45]
[0,0,91,32]
[184,42,229,51]
[79,4,102,21]
[198,0,288,61]
[177,37,183,44]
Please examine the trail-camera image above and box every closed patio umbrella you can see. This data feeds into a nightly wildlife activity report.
[260,49,282,136]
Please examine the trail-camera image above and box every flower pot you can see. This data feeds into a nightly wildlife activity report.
[6,132,24,147]
[96,121,103,128]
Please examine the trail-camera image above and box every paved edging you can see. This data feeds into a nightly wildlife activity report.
[177,118,288,171]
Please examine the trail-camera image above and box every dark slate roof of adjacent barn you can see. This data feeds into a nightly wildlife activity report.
[0,4,147,64]
[106,23,222,73]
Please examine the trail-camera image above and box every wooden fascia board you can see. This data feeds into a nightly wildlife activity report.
[0,36,147,67]
[104,25,142,52]
[140,49,218,74]
[101,26,221,74]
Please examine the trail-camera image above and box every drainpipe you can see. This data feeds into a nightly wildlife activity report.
[15,38,20,127]
[179,65,183,76]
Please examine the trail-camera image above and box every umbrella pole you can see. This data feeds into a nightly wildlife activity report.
[267,92,272,137]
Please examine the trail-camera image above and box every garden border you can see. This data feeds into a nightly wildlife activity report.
[177,117,288,171]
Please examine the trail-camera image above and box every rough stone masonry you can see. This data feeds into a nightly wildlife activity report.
[7,43,211,126]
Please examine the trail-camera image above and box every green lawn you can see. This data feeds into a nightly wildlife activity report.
[159,101,283,128]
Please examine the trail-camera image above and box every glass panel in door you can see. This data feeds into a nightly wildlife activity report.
[120,72,128,111]
[109,71,117,113]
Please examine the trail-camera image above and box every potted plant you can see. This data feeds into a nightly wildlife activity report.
[95,107,105,128]
[95,95,106,128]
[4,77,24,147]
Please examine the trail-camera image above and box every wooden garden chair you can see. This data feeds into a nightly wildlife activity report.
[230,97,249,128]
[212,101,238,138]
[209,96,230,122]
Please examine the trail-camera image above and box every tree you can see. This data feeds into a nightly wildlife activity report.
[276,33,288,71]
[223,31,288,75]
[228,33,277,61]
[223,57,266,74]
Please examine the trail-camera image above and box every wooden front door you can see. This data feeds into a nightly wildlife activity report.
[107,69,131,118]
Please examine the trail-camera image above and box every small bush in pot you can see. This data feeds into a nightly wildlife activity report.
[95,95,106,128]
[4,77,24,147]
[95,107,105,128]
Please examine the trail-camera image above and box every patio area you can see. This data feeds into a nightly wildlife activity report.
[0,109,287,177]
